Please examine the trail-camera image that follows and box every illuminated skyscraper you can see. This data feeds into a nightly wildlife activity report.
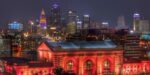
[66,10,77,34]
[133,13,140,32]
[139,20,150,34]
[39,9,47,29]
[81,14,91,38]
[39,9,47,36]
[77,21,82,30]
[83,14,90,29]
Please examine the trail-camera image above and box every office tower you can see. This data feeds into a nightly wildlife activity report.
[102,22,109,28]
[66,22,76,34]
[67,10,77,24]
[66,10,77,34]
[39,9,47,35]
[124,34,142,60]
[81,14,90,38]
[0,36,11,57]
[51,3,61,29]
[133,13,140,32]
[76,21,82,33]
[40,9,47,29]
[83,14,90,29]
[8,21,23,57]
[139,20,149,34]
[116,16,126,29]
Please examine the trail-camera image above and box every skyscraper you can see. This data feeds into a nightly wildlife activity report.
[39,9,47,29]
[67,10,77,24]
[139,20,150,34]
[39,9,47,35]
[81,14,91,39]
[83,14,90,29]
[66,10,77,34]
[76,20,82,33]
[116,16,127,29]
[133,13,140,32]
[51,3,61,29]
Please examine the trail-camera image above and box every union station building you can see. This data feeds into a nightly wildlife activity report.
[37,39,150,75]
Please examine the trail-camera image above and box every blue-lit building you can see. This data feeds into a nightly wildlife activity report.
[8,21,23,30]
[140,34,150,49]
[141,34,150,40]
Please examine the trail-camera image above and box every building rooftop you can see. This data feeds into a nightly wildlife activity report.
[46,39,118,50]
[0,57,29,65]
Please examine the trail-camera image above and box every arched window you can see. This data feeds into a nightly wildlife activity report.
[103,60,110,70]
[85,60,93,70]
[104,60,110,69]
[66,61,73,71]
[85,60,93,75]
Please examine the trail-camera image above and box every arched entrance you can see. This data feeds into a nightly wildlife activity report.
[84,60,94,75]
[66,60,73,71]
[65,60,77,74]
[103,60,111,74]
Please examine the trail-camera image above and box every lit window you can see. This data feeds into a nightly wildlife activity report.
[85,60,93,70]
[67,61,73,71]
[104,60,110,69]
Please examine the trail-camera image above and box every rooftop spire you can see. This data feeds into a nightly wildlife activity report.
[41,9,45,15]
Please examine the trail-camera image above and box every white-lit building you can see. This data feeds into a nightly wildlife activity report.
[101,22,109,28]
[133,13,140,33]
[76,21,82,33]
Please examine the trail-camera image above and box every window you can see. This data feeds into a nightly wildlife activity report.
[85,60,93,70]
[85,60,93,75]
[67,61,73,71]
[104,60,110,70]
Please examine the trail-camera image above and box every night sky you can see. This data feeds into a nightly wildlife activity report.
[0,0,149,28]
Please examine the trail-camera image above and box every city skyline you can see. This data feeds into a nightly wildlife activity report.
[0,1,150,75]
[0,0,149,28]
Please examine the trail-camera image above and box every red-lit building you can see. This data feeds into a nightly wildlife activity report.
[0,58,52,75]
[37,39,150,75]
[122,61,150,75]
[37,40,123,75]
[1,39,150,75]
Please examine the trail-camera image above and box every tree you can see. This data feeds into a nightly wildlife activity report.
[53,66,63,75]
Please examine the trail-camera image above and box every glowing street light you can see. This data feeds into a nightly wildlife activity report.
[130,30,134,34]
